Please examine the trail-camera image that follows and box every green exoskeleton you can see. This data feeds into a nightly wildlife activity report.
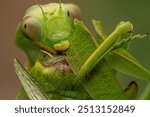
[15,1,150,100]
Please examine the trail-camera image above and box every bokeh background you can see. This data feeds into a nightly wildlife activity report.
[0,0,150,99]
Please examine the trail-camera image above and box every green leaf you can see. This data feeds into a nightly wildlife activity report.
[14,58,49,100]
[139,83,150,100]
[106,48,150,81]
[82,60,126,99]
[67,20,97,74]
[67,20,126,99]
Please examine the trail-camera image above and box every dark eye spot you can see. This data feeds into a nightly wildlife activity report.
[127,30,133,33]
[24,24,27,29]
[67,10,70,17]
[21,16,42,40]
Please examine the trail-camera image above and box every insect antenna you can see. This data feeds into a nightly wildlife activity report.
[59,0,62,11]
[34,0,45,17]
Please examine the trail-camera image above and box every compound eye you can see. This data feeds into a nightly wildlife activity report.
[65,4,81,21]
[21,16,42,40]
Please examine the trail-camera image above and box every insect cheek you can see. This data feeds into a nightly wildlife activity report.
[21,16,42,40]
[65,4,81,21]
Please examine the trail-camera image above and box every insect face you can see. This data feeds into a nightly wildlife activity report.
[20,3,81,55]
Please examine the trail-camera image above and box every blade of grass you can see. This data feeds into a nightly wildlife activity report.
[14,58,49,100]
[139,83,150,100]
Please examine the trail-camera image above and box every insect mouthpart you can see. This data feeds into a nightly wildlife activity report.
[31,40,57,57]
[39,56,73,76]
[53,40,70,52]
[39,44,68,58]
[40,50,54,58]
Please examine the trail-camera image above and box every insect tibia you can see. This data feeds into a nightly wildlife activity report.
[114,35,132,48]
[114,33,148,48]
[131,33,148,40]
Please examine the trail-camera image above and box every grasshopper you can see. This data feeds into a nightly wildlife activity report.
[14,1,150,100]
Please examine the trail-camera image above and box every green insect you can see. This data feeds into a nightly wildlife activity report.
[14,1,150,100]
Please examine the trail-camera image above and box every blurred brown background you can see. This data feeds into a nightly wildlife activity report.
[0,0,150,99]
